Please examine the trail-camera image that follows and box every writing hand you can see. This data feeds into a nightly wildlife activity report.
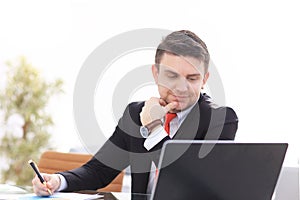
[32,173,61,196]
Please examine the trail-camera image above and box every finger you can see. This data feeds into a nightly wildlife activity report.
[164,102,178,113]
[37,188,51,197]
[32,176,44,188]
[46,181,53,190]
[33,182,51,196]
[32,174,53,196]
[41,173,49,179]
[44,175,56,190]
[159,98,167,106]
[147,97,158,104]
[149,97,160,102]
[42,173,48,180]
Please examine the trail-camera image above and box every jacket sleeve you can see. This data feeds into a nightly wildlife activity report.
[58,103,138,191]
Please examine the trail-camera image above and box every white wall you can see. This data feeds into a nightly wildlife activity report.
[0,0,299,167]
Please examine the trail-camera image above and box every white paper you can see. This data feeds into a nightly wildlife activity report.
[111,192,131,200]
[17,192,103,200]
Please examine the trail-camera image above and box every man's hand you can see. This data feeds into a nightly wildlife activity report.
[140,97,177,126]
[32,173,61,196]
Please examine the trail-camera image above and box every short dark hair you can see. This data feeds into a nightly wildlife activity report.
[155,30,210,72]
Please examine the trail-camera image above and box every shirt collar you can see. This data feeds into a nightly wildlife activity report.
[163,102,196,124]
[176,105,194,123]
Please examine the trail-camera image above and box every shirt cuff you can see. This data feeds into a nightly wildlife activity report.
[144,126,168,151]
[57,174,68,191]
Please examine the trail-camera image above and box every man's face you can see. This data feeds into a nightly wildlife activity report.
[152,53,209,112]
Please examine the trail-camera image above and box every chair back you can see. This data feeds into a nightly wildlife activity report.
[38,150,124,192]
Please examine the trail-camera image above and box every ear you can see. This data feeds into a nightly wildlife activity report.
[152,64,159,84]
[202,72,209,86]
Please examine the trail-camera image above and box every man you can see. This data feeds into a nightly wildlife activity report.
[32,30,238,196]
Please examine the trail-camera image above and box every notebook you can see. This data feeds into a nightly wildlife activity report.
[150,140,288,200]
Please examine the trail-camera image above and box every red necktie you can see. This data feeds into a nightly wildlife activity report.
[164,113,177,134]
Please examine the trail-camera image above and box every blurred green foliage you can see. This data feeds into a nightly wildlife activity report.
[0,56,63,186]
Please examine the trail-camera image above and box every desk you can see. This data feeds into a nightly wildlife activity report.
[77,191,150,200]
[105,192,150,200]
[0,192,149,200]
[0,185,150,200]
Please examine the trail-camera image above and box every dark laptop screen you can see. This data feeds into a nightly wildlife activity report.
[151,141,288,200]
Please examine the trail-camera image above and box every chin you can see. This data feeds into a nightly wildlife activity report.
[180,100,198,110]
[175,103,189,112]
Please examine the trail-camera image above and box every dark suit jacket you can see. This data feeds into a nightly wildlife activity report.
[60,93,238,194]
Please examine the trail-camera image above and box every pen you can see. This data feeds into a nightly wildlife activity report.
[28,159,52,195]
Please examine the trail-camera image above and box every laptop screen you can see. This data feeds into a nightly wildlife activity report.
[150,140,288,200]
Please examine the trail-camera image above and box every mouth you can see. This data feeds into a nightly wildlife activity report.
[172,95,189,102]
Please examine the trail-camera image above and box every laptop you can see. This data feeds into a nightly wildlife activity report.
[150,140,288,200]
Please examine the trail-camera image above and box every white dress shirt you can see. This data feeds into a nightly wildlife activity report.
[144,106,194,150]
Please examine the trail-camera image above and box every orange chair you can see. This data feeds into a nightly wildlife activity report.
[38,150,124,192]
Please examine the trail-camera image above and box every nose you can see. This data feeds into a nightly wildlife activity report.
[174,77,189,93]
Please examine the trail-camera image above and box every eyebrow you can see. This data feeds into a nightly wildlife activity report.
[163,69,201,77]
[187,74,201,77]
[163,69,178,75]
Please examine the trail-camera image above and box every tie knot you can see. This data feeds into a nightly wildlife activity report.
[165,113,177,124]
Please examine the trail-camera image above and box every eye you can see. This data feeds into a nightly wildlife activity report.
[165,72,178,79]
[168,74,177,79]
[187,76,200,81]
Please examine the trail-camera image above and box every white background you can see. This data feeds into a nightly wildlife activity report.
[0,0,299,166]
